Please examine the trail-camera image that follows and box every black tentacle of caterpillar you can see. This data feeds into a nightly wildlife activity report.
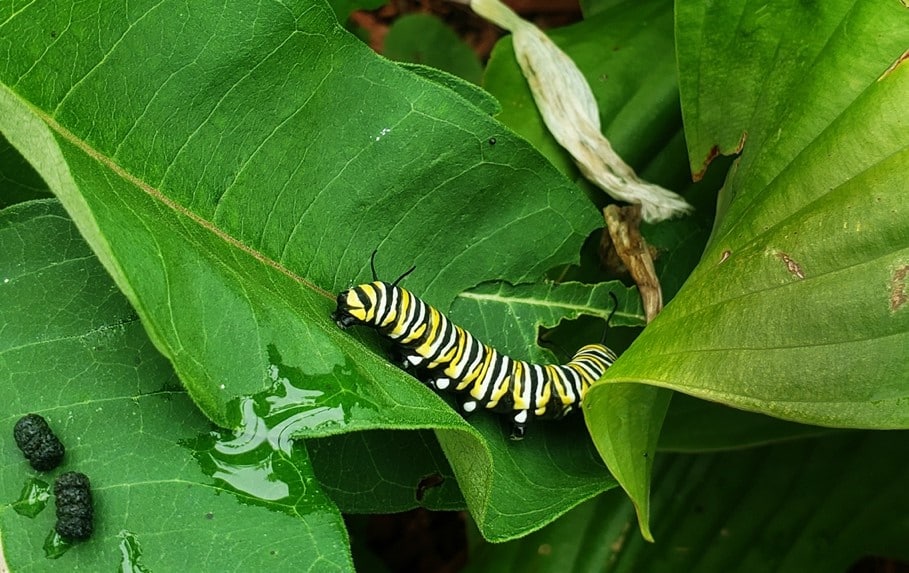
[332,260,618,440]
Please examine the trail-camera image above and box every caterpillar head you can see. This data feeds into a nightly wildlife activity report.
[332,286,373,328]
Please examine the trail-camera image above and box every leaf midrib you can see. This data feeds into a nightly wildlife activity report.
[30,99,333,300]
[456,290,645,322]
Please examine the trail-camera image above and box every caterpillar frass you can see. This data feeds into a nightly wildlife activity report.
[54,471,94,541]
[332,256,618,439]
[13,413,65,471]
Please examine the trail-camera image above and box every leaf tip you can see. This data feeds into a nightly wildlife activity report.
[634,504,655,543]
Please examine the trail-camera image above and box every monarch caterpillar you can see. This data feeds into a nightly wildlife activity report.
[54,471,93,541]
[13,414,65,471]
[332,254,618,439]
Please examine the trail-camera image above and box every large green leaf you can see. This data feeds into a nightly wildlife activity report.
[0,200,352,571]
[464,432,909,573]
[0,0,606,541]
[586,0,909,539]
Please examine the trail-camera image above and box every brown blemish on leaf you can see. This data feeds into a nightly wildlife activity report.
[776,252,805,279]
[693,132,747,182]
[879,49,909,81]
[890,265,909,312]
[692,145,720,182]
[719,250,731,264]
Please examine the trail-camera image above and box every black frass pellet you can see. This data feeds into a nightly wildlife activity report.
[54,471,93,541]
[13,413,65,471]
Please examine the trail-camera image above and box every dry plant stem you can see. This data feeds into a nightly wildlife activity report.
[603,204,663,323]
[467,0,693,222]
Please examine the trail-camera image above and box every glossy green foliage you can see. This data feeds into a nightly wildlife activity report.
[0,201,352,571]
[3,0,907,564]
[465,432,909,573]
[0,0,611,544]
[481,0,909,542]
[658,0,909,426]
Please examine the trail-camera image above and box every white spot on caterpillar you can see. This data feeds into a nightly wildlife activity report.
[463,401,477,413]
[407,355,422,366]
[436,378,451,390]
[514,410,528,424]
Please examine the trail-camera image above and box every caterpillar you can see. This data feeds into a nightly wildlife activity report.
[332,256,617,439]
[13,414,65,471]
[54,471,94,541]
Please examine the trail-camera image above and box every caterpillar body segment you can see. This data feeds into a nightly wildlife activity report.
[333,280,617,439]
